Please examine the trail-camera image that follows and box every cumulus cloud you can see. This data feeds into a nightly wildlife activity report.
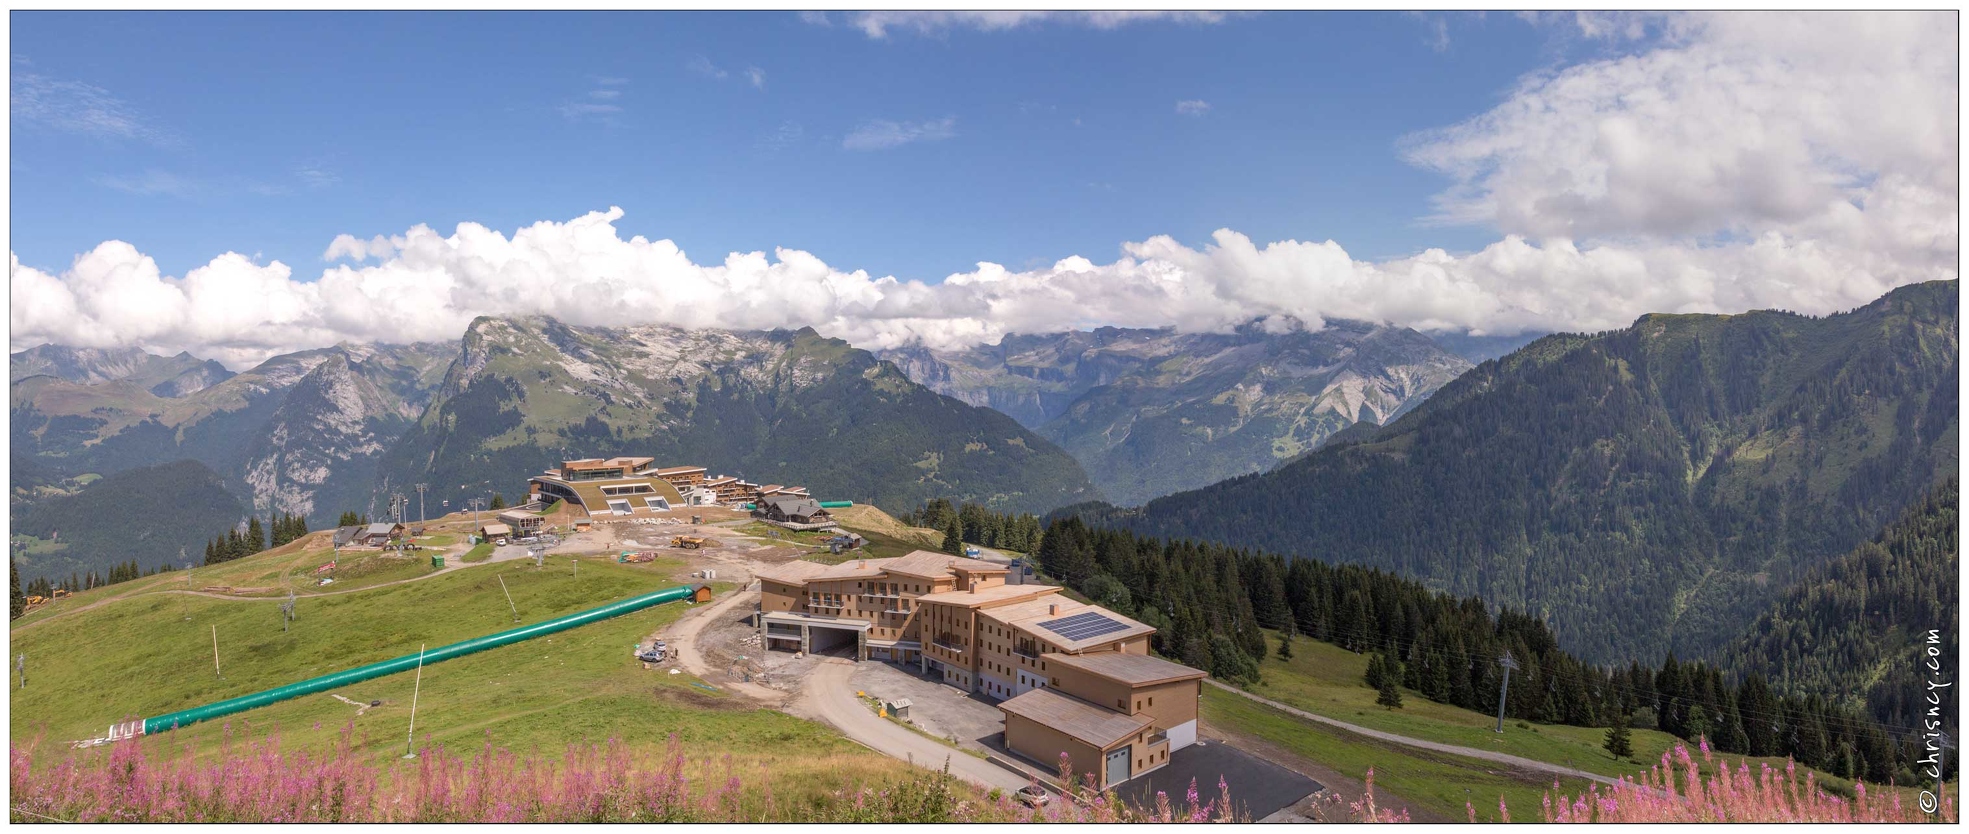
[823,10,1226,39]
[745,66,766,89]
[14,204,1952,370]
[842,117,957,151]
[1404,11,1956,249]
[11,12,1955,370]
[1174,100,1211,116]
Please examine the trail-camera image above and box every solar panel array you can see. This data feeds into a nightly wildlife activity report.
[1037,611,1130,642]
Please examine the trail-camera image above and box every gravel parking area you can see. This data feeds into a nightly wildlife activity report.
[847,660,1008,752]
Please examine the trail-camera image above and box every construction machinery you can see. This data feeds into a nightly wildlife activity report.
[50,589,70,600]
[671,535,705,550]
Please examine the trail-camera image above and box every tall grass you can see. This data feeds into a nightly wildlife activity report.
[1537,739,1956,823]
[10,728,1273,823]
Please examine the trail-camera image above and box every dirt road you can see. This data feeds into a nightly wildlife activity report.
[1204,680,1617,787]
[792,659,1036,795]
[655,584,784,703]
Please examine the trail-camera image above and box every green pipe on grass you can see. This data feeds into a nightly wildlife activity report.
[139,583,699,736]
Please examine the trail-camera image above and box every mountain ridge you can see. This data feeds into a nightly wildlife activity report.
[879,320,1473,505]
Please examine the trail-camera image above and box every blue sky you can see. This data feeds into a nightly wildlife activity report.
[10,12,1954,367]
[14,11,1575,280]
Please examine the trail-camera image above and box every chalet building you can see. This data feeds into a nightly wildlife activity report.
[998,652,1206,790]
[528,457,686,521]
[753,549,1205,788]
[751,495,837,529]
[496,510,544,535]
[355,522,404,547]
[650,466,708,490]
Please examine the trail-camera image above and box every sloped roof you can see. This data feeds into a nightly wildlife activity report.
[363,522,400,536]
[1044,651,1207,687]
[656,466,706,475]
[883,550,998,578]
[481,523,513,536]
[998,687,1151,750]
[1012,604,1156,651]
[754,560,834,584]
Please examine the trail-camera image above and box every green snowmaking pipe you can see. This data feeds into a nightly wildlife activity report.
[818,501,853,508]
[138,583,699,736]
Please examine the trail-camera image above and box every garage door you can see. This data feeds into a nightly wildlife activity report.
[1105,746,1130,787]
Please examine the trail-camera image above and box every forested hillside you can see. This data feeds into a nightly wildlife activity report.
[14,459,247,583]
[1034,514,1928,786]
[1077,280,1958,664]
[1715,479,1956,733]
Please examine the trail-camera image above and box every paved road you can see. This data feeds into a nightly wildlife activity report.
[795,660,1036,795]
[1204,680,1617,786]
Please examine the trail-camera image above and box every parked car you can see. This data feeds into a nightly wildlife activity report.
[495,537,509,546]
[1016,786,1049,808]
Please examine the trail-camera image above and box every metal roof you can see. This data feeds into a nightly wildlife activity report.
[1044,651,1208,687]
[998,687,1151,750]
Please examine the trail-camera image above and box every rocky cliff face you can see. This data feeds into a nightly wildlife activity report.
[879,321,1473,505]
[236,345,452,521]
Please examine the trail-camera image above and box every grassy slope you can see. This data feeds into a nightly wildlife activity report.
[9,546,923,806]
[1200,629,1904,821]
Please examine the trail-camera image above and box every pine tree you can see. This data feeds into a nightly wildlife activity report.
[490,494,507,510]
[1604,713,1634,760]
[10,560,24,620]
[941,518,964,555]
[1277,627,1294,661]
[1377,673,1403,710]
[247,516,266,553]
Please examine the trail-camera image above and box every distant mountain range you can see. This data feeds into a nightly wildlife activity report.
[1070,281,1959,665]
[9,318,1099,580]
[372,316,1098,517]
[879,320,1475,505]
[11,344,236,398]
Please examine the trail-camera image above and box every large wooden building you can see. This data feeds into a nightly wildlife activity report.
[753,549,1204,789]
[527,457,686,520]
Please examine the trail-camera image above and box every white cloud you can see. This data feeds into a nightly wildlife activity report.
[12,13,1955,370]
[15,204,1952,370]
[588,89,621,100]
[12,71,164,142]
[561,101,622,120]
[1404,12,1956,249]
[842,117,957,151]
[91,170,200,197]
[832,11,1226,39]
[686,55,728,80]
[1174,100,1211,116]
[758,121,803,152]
[746,66,767,89]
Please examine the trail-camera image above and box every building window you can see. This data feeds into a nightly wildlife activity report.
[1117,699,1127,710]
[1148,697,1154,707]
